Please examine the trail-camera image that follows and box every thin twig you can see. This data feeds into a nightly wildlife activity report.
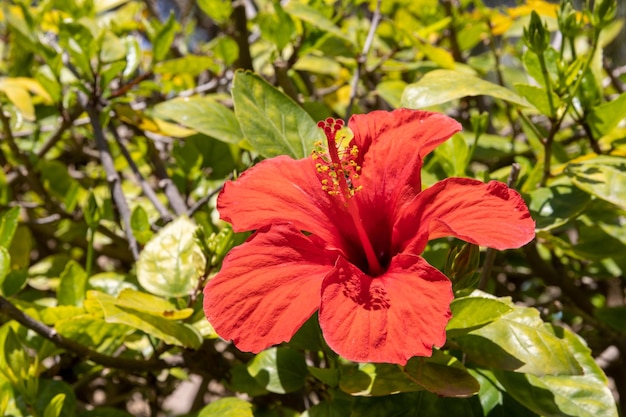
[0,295,183,372]
[82,99,140,260]
[186,175,231,217]
[345,0,382,120]
[110,125,173,221]
[478,163,521,290]
[36,108,84,159]
[144,131,189,216]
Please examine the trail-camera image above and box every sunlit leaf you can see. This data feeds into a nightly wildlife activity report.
[456,307,582,376]
[153,97,245,147]
[55,315,131,354]
[130,205,153,245]
[136,216,206,298]
[43,393,65,417]
[0,248,10,291]
[283,1,352,43]
[197,397,253,417]
[496,328,618,417]
[566,156,626,209]
[446,294,513,337]
[0,207,20,249]
[402,69,531,109]
[57,260,87,307]
[196,0,232,25]
[152,12,178,62]
[115,288,193,320]
[85,290,202,348]
[515,83,558,116]
[231,71,323,159]
[376,80,406,109]
[586,92,626,137]
[154,56,220,76]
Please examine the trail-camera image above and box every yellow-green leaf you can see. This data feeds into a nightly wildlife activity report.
[136,216,205,298]
[402,69,531,109]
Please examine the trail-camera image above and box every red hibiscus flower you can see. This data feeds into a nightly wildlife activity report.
[203,108,535,365]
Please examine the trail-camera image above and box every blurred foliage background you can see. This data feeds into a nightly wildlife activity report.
[0,0,625,416]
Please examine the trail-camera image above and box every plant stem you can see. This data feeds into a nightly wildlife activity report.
[82,99,140,260]
[345,0,382,121]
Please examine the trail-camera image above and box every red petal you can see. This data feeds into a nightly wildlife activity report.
[218,156,356,253]
[348,108,461,161]
[348,110,461,257]
[395,178,535,254]
[319,254,452,364]
[203,224,336,353]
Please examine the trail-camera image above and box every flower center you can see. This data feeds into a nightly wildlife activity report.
[312,118,383,276]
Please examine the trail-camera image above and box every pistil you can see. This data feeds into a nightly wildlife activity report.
[316,119,383,276]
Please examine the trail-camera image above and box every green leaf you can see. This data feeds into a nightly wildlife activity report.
[153,97,245,147]
[57,260,88,307]
[257,3,296,51]
[283,1,352,43]
[152,12,178,62]
[55,315,131,354]
[130,205,153,245]
[528,182,591,230]
[595,306,626,332]
[404,350,480,397]
[0,207,20,249]
[351,392,484,417]
[565,156,626,209]
[433,133,469,177]
[515,83,559,116]
[58,21,95,79]
[86,290,202,348]
[115,288,193,320]
[196,0,232,25]
[338,363,423,396]
[207,36,239,66]
[522,48,559,90]
[154,55,220,76]
[496,328,618,417]
[36,379,76,417]
[0,247,10,291]
[586,92,626,137]
[456,307,582,376]
[136,216,206,298]
[247,347,308,394]
[308,367,339,388]
[225,363,269,397]
[401,69,531,109]
[99,30,126,63]
[302,396,353,417]
[39,160,82,212]
[231,71,324,158]
[198,397,253,417]
[415,39,456,69]
[376,80,406,109]
[43,393,65,417]
[446,293,513,337]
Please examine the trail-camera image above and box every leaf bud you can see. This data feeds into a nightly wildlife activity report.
[591,0,617,30]
[523,11,550,54]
